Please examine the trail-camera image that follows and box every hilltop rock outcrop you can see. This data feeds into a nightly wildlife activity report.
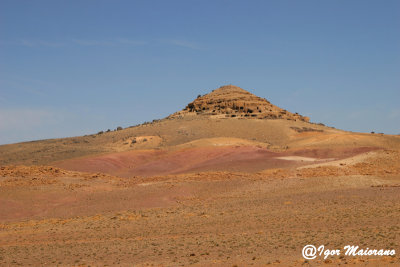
[169,85,309,122]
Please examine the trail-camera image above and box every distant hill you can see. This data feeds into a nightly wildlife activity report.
[1,85,399,175]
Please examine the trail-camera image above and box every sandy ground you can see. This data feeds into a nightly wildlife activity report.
[1,112,400,266]
[1,149,399,266]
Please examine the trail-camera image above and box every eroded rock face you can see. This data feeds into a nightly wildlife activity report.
[170,85,309,122]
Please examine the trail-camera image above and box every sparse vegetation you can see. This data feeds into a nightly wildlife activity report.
[290,127,323,133]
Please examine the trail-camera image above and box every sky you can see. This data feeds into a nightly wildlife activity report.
[0,0,399,144]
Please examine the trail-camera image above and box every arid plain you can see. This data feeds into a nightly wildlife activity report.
[1,85,399,266]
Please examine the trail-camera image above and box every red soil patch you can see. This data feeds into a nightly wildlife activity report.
[54,146,378,177]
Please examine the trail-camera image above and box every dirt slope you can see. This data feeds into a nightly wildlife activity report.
[54,140,379,177]
[1,115,399,167]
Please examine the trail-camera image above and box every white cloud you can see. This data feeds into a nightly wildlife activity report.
[0,107,110,145]
[72,38,146,46]
[116,38,147,45]
[161,39,201,50]
[1,38,146,47]
[1,38,200,49]
[72,39,115,46]
[20,39,66,47]
[0,108,72,144]
[0,108,56,132]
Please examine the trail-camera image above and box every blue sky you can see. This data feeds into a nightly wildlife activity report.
[0,0,399,144]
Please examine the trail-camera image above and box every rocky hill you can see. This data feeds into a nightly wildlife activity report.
[169,85,309,122]
[1,85,399,167]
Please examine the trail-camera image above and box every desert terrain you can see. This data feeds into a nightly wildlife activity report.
[1,85,399,266]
